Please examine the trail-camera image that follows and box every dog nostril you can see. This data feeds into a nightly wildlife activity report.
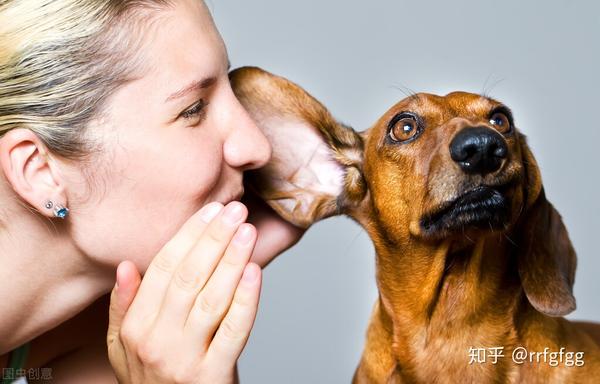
[463,143,479,160]
[449,127,508,175]
[493,143,507,159]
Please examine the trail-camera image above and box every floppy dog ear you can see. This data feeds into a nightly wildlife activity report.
[229,67,366,228]
[516,137,577,317]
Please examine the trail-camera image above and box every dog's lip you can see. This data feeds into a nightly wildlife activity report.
[420,183,512,231]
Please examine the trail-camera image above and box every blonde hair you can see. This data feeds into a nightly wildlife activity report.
[0,0,173,158]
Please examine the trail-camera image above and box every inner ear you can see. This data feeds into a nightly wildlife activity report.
[230,66,365,228]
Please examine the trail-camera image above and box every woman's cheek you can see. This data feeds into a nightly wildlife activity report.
[181,130,226,200]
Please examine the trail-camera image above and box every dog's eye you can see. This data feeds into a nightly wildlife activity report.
[389,115,419,142]
[489,112,511,134]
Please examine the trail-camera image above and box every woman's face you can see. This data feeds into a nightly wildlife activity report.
[65,0,271,271]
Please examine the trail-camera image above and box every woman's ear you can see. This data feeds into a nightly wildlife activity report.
[516,136,577,317]
[0,128,68,218]
[230,67,366,228]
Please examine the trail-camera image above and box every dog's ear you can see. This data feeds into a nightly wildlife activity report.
[229,66,366,228]
[516,136,577,317]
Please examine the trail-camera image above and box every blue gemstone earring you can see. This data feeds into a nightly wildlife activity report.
[46,200,69,219]
[54,204,69,219]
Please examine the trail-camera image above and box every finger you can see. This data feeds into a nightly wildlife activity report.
[206,263,262,364]
[107,260,141,348]
[184,223,257,349]
[126,202,223,323]
[153,201,248,330]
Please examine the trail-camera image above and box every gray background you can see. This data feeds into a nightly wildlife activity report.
[210,1,600,383]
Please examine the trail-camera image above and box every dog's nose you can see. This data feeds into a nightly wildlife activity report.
[449,127,508,175]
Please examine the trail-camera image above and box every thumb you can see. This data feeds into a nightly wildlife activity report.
[107,260,141,345]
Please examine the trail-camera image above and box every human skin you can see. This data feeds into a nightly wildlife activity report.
[0,0,303,381]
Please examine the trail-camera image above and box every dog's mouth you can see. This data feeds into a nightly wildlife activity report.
[420,184,513,237]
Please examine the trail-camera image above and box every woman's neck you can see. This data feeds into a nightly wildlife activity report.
[0,208,114,354]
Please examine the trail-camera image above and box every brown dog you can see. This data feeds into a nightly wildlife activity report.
[230,67,600,383]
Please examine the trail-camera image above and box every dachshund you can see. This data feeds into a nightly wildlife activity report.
[230,66,600,383]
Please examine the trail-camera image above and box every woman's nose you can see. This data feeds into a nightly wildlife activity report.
[222,92,272,171]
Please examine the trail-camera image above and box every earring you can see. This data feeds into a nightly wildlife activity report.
[46,200,69,219]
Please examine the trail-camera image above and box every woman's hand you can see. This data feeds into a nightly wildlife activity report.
[107,201,261,384]
[242,189,306,267]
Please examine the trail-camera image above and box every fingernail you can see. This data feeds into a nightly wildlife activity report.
[200,202,223,223]
[241,263,259,283]
[233,224,254,245]
[222,202,244,225]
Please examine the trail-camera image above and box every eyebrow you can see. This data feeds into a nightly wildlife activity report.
[165,77,217,102]
[165,59,232,102]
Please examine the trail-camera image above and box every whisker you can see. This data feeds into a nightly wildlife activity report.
[389,83,421,104]
[462,225,474,243]
[481,73,506,99]
[504,234,518,247]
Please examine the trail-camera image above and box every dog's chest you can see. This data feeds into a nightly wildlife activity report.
[395,319,520,383]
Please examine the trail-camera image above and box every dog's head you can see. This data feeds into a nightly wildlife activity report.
[231,66,576,317]
[366,91,523,241]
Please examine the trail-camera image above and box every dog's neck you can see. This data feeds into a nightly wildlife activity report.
[375,233,521,321]
[365,224,527,381]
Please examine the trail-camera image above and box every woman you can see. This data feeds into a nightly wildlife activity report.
[0,0,303,382]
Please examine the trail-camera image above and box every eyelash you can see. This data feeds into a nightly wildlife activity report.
[180,99,208,121]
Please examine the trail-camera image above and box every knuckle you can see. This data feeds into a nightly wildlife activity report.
[136,338,165,368]
[233,288,253,307]
[118,322,138,347]
[172,368,198,384]
[197,294,224,317]
[219,254,243,270]
[219,318,246,341]
[151,248,177,275]
[204,225,227,246]
[138,351,198,384]
[173,268,200,292]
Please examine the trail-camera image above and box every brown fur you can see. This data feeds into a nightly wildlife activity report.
[230,67,600,383]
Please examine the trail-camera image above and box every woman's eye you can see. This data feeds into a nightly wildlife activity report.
[389,115,420,142]
[180,99,207,120]
[489,112,511,134]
